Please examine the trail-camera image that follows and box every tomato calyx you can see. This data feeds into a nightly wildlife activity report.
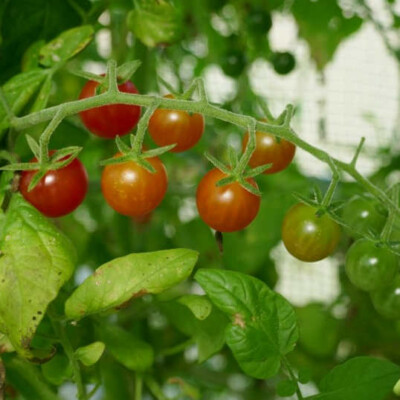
[0,135,82,192]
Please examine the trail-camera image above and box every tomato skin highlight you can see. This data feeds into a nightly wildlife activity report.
[371,275,400,319]
[242,131,296,174]
[345,239,398,292]
[101,155,167,217]
[281,203,341,262]
[19,154,88,218]
[79,80,141,138]
[196,168,261,233]
[148,94,204,152]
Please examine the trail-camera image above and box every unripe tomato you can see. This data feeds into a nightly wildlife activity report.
[281,203,341,262]
[101,155,167,217]
[20,153,88,218]
[345,239,398,292]
[371,275,400,319]
[272,52,296,75]
[221,49,246,77]
[79,80,141,138]
[148,95,204,152]
[196,168,261,232]
[242,131,296,174]
[247,9,272,34]
[342,195,387,239]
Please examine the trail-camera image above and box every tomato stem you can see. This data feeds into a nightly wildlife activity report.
[321,158,339,208]
[106,59,119,94]
[135,373,143,400]
[282,357,304,400]
[381,185,399,242]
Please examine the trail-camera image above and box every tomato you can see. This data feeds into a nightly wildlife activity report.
[19,153,88,218]
[342,195,387,239]
[79,79,141,138]
[242,130,296,174]
[247,9,272,34]
[281,203,341,262]
[196,168,261,232]
[371,275,400,319]
[345,239,398,291]
[272,52,296,75]
[101,154,167,216]
[148,95,204,152]
[221,49,246,77]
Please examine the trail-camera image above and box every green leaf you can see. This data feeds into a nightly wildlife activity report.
[292,0,363,70]
[178,295,212,320]
[161,301,228,363]
[0,194,75,358]
[127,0,182,47]
[21,40,46,72]
[195,269,298,379]
[307,357,400,400]
[65,249,198,320]
[75,341,105,367]
[30,74,53,112]
[39,25,94,67]
[41,353,72,385]
[100,324,153,372]
[277,380,297,397]
[0,70,47,134]
[0,333,14,354]
[3,354,59,400]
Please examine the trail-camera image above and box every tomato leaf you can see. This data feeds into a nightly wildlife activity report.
[0,333,14,354]
[30,74,53,112]
[195,269,298,379]
[64,249,198,320]
[75,341,105,367]
[127,0,182,47]
[0,70,47,135]
[39,25,94,67]
[292,0,362,70]
[41,354,72,385]
[99,324,153,372]
[0,194,75,358]
[178,295,212,320]
[306,357,400,400]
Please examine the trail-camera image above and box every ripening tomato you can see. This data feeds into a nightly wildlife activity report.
[196,168,261,232]
[281,203,341,262]
[101,154,167,216]
[148,94,204,152]
[371,275,400,319]
[79,79,141,138]
[242,130,296,174]
[19,153,88,218]
[345,239,398,292]
[342,195,387,239]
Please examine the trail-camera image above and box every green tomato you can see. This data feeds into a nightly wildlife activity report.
[371,275,400,319]
[272,51,296,75]
[247,9,272,34]
[281,203,341,262]
[345,239,398,292]
[221,49,246,77]
[342,195,387,239]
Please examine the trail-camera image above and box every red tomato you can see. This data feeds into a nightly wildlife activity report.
[242,130,296,174]
[79,80,141,138]
[148,94,204,152]
[101,154,167,216]
[19,153,88,218]
[196,168,261,232]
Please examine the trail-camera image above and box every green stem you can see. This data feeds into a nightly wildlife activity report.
[39,109,65,163]
[144,376,167,400]
[282,357,304,400]
[135,374,143,400]
[160,338,194,356]
[8,83,400,216]
[51,319,87,400]
[381,185,399,241]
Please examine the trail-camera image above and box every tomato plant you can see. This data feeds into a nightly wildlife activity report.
[281,203,341,262]
[242,130,296,174]
[148,95,205,152]
[196,168,261,232]
[1,2,400,400]
[345,239,398,291]
[79,79,141,138]
[101,155,168,217]
[19,154,88,218]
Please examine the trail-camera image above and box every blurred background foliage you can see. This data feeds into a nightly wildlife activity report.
[2,0,400,399]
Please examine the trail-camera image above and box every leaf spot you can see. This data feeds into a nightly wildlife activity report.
[233,313,246,328]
